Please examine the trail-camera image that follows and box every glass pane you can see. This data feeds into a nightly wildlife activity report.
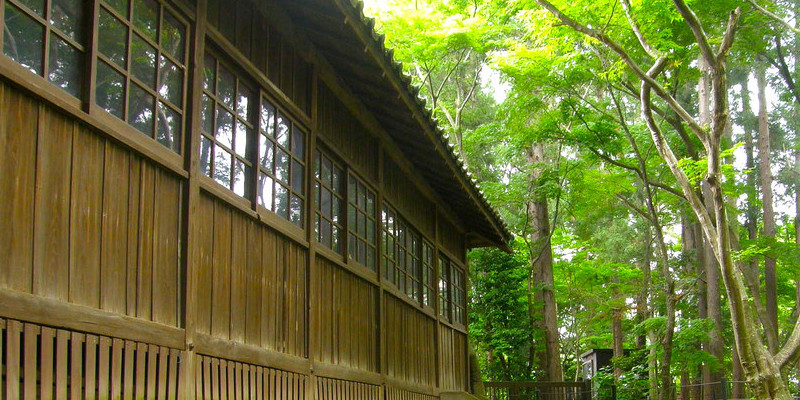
[3,4,44,74]
[358,212,366,237]
[156,102,180,152]
[217,65,235,109]
[366,247,375,270]
[290,196,303,226]
[131,34,156,87]
[199,136,213,177]
[98,8,128,67]
[215,105,233,148]
[292,160,303,193]
[48,35,82,97]
[18,0,44,16]
[103,0,129,18]
[201,94,213,134]
[275,149,289,184]
[321,157,331,187]
[332,226,340,253]
[366,192,375,216]
[237,84,251,119]
[259,135,273,170]
[161,11,185,62]
[357,183,365,208]
[348,205,356,231]
[132,0,158,41]
[51,0,85,42]
[235,121,249,158]
[275,184,289,218]
[320,188,331,218]
[159,56,182,106]
[321,219,331,248]
[367,220,375,245]
[276,113,289,148]
[291,128,304,158]
[332,165,341,193]
[203,54,215,92]
[128,83,154,136]
[260,99,275,135]
[213,146,232,187]
[332,197,341,224]
[233,160,248,197]
[258,172,273,209]
[358,240,366,265]
[96,61,125,118]
[349,234,356,261]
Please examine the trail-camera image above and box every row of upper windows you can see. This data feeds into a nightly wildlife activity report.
[1,0,467,325]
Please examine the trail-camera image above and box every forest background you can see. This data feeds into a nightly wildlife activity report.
[361,0,800,399]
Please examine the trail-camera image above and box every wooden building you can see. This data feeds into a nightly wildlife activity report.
[0,0,510,398]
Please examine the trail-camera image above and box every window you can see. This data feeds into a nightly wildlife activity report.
[2,0,86,97]
[348,175,376,270]
[381,205,397,284]
[422,240,435,308]
[257,95,306,227]
[94,0,186,153]
[439,256,449,319]
[314,150,344,252]
[438,255,466,325]
[405,231,421,300]
[200,53,254,198]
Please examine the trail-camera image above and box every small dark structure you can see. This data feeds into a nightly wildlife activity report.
[581,349,616,380]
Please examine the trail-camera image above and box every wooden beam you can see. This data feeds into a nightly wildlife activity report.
[0,288,185,349]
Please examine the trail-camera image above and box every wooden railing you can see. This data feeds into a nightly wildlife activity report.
[485,381,593,400]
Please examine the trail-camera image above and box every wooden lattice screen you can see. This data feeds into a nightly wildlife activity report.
[0,318,182,399]
[194,354,307,400]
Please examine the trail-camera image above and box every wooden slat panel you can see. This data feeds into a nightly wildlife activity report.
[147,344,159,400]
[385,295,436,386]
[316,377,379,400]
[98,336,112,399]
[169,348,179,400]
[230,213,248,343]
[313,257,378,372]
[55,329,68,400]
[158,345,170,399]
[69,129,105,308]
[152,170,181,326]
[137,163,157,321]
[33,110,73,301]
[6,319,21,400]
[211,201,232,339]
[126,158,142,317]
[40,327,55,400]
[245,220,262,346]
[124,340,135,400]
[101,145,131,314]
[23,323,38,399]
[71,330,85,400]
[0,84,37,292]
[111,338,124,399]
[85,334,98,399]
[135,342,147,399]
[196,195,215,335]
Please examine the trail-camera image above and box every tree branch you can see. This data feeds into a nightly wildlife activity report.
[672,0,717,65]
[745,0,800,34]
[619,0,657,58]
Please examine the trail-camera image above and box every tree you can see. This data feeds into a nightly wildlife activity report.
[530,0,800,398]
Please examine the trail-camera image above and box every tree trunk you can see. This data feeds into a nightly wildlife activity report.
[699,56,723,400]
[527,142,564,382]
[612,283,624,381]
[756,60,779,351]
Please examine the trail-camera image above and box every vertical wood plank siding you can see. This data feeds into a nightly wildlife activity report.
[438,213,465,263]
[439,326,469,392]
[0,81,183,326]
[313,257,379,371]
[196,193,309,358]
[383,157,436,239]
[384,295,437,386]
[317,83,379,183]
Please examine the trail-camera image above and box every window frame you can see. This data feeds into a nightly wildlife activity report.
[92,0,190,154]
[2,0,88,97]
[313,147,345,253]
[347,172,377,271]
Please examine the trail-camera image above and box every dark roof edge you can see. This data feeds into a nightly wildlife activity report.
[331,0,513,248]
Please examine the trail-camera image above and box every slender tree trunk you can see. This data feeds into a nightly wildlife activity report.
[612,282,624,381]
[756,60,779,351]
[527,142,564,382]
[699,56,723,400]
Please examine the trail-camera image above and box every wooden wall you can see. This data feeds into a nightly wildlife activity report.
[0,81,183,327]
[313,257,379,372]
[195,194,308,357]
[0,0,475,396]
[384,295,437,387]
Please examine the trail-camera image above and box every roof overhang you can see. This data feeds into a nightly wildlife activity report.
[277,0,513,250]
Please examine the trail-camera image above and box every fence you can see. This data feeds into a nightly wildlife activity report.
[485,381,593,400]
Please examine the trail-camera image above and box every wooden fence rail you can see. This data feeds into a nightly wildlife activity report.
[485,381,593,400]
